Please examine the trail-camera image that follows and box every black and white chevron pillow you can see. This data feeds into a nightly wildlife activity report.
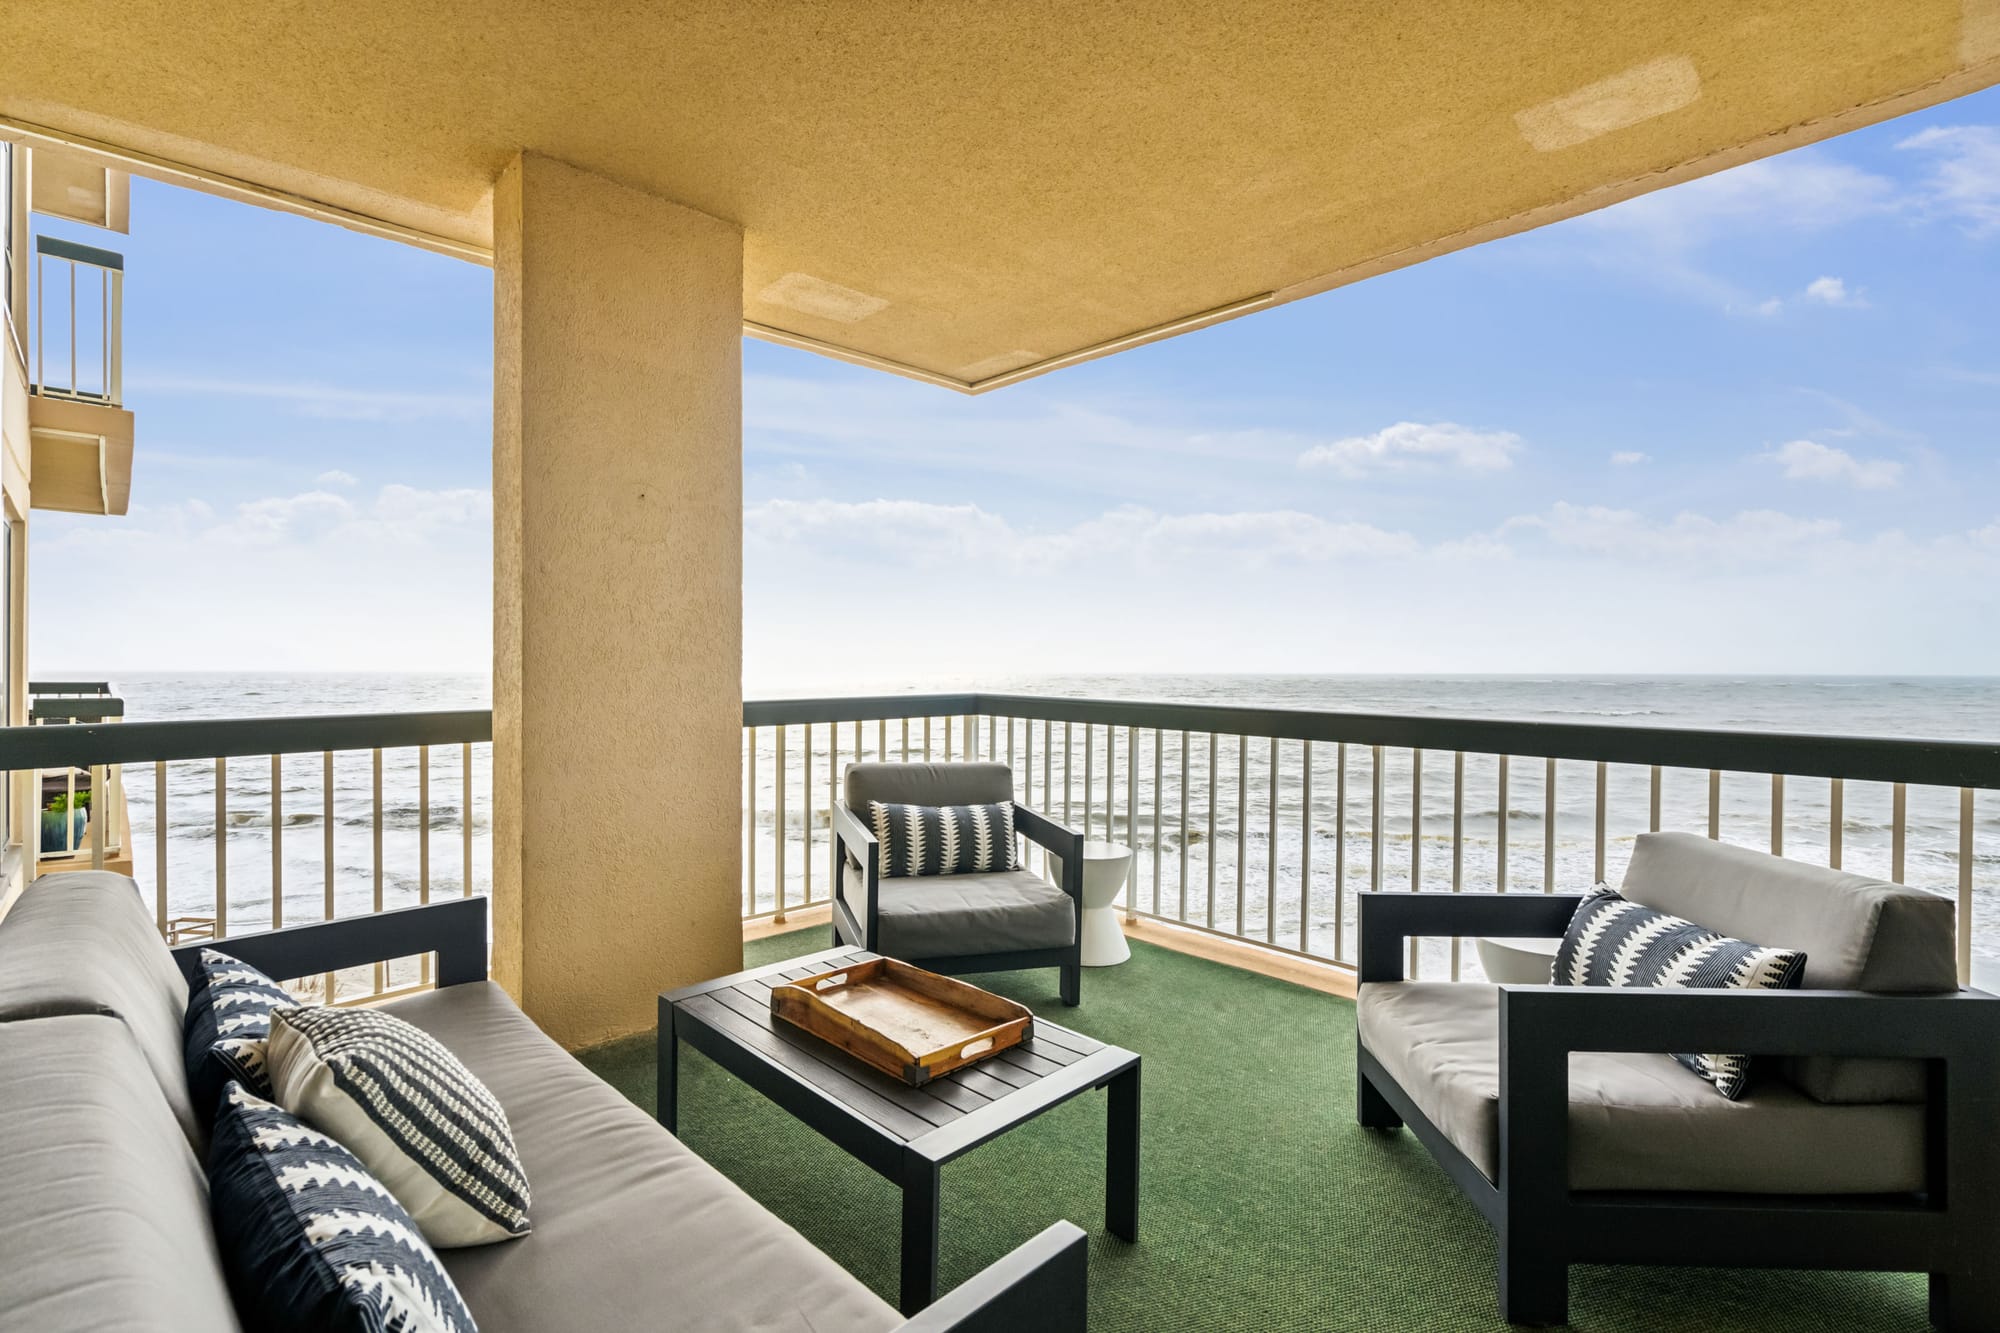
[867,800,1016,877]
[208,1082,477,1333]
[184,949,299,1118]
[1552,884,1807,1100]
[269,1005,531,1247]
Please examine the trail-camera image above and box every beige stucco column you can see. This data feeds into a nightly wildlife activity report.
[491,152,744,1050]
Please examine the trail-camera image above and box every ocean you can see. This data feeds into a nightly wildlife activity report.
[101,673,2000,974]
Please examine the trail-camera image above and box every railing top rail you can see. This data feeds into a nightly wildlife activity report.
[35,234,124,271]
[746,691,2000,790]
[0,709,491,770]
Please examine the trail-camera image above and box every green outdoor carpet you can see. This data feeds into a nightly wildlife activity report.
[579,930,1927,1332]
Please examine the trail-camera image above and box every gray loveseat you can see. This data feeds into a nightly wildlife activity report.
[1355,831,2000,1329]
[0,872,1085,1331]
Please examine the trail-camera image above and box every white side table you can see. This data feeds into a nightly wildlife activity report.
[1046,840,1134,967]
[1475,935,1562,985]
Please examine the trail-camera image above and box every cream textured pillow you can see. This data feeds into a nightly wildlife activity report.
[267,1005,531,1247]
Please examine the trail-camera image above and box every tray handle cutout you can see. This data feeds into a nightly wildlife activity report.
[959,1037,994,1060]
[815,972,850,991]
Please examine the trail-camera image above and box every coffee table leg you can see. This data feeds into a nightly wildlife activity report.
[658,1003,679,1135]
[900,1155,941,1315]
[1107,1062,1140,1242]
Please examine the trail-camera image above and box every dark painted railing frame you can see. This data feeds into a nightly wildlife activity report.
[747,692,2000,790]
[0,709,492,769]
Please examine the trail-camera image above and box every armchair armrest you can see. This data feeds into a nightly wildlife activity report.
[1013,803,1084,904]
[170,896,489,988]
[1358,891,1582,984]
[895,1221,1087,1332]
[831,799,882,938]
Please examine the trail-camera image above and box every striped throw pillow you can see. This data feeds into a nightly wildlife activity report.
[867,801,1016,877]
[209,1083,477,1333]
[1552,884,1807,1100]
[184,949,300,1118]
[268,1005,530,1247]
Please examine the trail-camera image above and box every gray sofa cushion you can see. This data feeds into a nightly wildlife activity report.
[1358,981,1926,1194]
[875,868,1077,959]
[845,760,1013,810]
[0,1014,243,1331]
[382,981,899,1333]
[1621,832,1957,1103]
[0,872,203,1145]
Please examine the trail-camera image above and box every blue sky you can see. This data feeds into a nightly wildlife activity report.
[30,87,2000,687]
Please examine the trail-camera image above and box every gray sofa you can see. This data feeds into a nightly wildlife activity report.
[0,872,1085,1332]
[1355,832,2000,1328]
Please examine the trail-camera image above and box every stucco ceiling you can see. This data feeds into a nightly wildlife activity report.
[4,2,1997,391]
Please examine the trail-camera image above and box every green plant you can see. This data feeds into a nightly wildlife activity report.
[44,789,92,814]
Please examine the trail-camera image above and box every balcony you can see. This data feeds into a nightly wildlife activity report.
[28,233,133,516]
[2,691,1994,1329]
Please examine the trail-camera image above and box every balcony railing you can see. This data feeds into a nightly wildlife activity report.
[744,693,2000,985]
[33,233,124,406]
[5,693,1993,992]
[0,709,490,1002]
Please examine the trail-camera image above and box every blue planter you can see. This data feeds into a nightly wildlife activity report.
[40,809,87,855]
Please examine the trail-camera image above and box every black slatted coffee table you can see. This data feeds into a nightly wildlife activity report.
[659,946,1140,1314]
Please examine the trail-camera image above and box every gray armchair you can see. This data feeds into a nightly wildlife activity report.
[1355,832,2000,1329]
[832,761,1085,1005]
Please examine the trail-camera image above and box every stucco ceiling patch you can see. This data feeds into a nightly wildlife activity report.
[1967,0,2000,62]
[757,271,890,324]
[1515,56,1703,152]
[956,350,1040,381]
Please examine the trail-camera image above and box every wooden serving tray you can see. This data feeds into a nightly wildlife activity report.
[770,957,1033,1086]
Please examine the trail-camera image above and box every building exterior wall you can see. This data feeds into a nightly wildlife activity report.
[491,153,745,1049]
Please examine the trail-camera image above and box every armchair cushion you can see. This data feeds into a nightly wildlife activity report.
[875,869,1077,960]
[867,800,1016,877]
[845,761,1013,809]
[1553,884,1805,1100]
[1621,831,1956,1103]
[1358,981,1926,1194]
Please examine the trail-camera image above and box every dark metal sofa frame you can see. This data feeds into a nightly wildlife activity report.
[1355,890,2000,1331]
[172,898,1089,1333]
[832,799,1086,1006]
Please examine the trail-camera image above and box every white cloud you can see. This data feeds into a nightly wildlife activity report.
[1765,440,1902,490]
[316,469,359,487]
[124,373,488,422]
[1610,451,1650,466]
[1296,422,1521,477]
[1801,275,1867,307]
[1896,125,2000,235]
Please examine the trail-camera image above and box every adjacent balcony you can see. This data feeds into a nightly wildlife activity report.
[28,233,133,516]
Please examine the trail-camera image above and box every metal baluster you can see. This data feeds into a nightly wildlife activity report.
[1497,755,1510,894]
[324,753,335,917]
[1770,772,1784,857]
[1958,789,1975,986]
[802,724,813,906]
[1265,736,1278,944]
[1892,783,1907,882]
[775,725,788,923]
[1334,743,1347,961]
[1178,731,1190,922]
[371,748,384,993]
[1369,745,1384,894]
[901,718,909,762]
[268,754,284,929]
[1708,770,1721,839]
[1063,723,1073,829]
[417,747,430,983]
[462,742,473,896]
[154,761,168,934]
[1235,736,1247,935]
[1649,765,1662,833]
[1411,748,1424,893]
[1085,725,1097,839]
[1299,740,1312,953]
[1128,725,1140,920]
[1829,778,1844,869]
[1206,734,1218,930]
[746,729,757,916]
[89,764,107,870]
[1450,752,1465,981]
[1150,728,1162,917]
[1543,757,1557,893]
[1042,720,1052,876]
[827,723,839,896]
[216,757,229,937]
[1594,761,1608,884]
[942,714,950,762]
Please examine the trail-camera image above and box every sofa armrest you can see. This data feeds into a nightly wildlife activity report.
[832,800,882,937]
[1358,891,1582,983]
[895,1221,1087,1333]
[170,897,489,988]
[1014,804,1084,905]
